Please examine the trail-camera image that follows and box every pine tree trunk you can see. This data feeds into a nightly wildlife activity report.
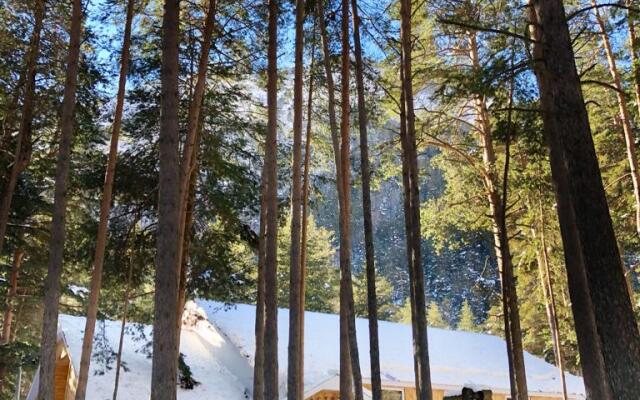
[399,0,432,398]
[75,1,135,397]
[350,1,381,399]
[531,201,568,400]
[150,0,181,398]
[339,1,365,399]
[175,0,218,339]
[287,0,306,396]
[592,0,640,237]
[0,0,45,256]
[468,32,528,400]
[112,237,135,400]
[253,164,267,400]
[176,156,198,350]
[528,9,612,399]
[38,0,83,397]
[399,65,422,399]
[529,1,640,398]
[298,30,316,398]
[2,248,23,344]
[628,1,640,120]
[263,0,280,395]
[317,3,353,398]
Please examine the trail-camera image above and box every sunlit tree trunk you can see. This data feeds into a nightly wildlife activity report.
[298,28,316,398]
[263,0,280,396]
[0,0,45,256]
[317,2,353,398]
[75,1,135,397]
[150,0,181,398]
[398,63,422,399]
[112,234,135,400]
[627,0,640,120]
[340,0,364,400]
[530,200,568,400]
[2,248,23,344]
[529,1,640,398]
[174,3,219,359]
[253,164,267,400]
[592,0,640,237]
[468,32,528,400]
[38,0,83,397]
[399,0,432,397]
[351,1,381,399]
[287,0,306,396]
[339,1,365,398]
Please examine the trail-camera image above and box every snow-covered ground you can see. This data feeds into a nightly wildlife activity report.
[197,300,586,398]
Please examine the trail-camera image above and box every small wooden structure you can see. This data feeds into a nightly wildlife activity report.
[26,331,78,400]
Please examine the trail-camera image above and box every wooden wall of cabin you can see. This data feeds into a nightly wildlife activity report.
[306,385,446,400]
[403,386,444,400]
[304,386,566,400]
[53,340,77,400]
[307,389,339,400]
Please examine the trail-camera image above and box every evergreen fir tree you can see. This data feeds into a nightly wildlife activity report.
[457,300,479,332]
[427,302,448,329]
[393,298,413,324]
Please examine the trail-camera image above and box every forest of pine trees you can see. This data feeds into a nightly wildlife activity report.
[0,0,640,398]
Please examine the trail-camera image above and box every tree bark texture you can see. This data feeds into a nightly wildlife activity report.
[112,235,135,400]
[287,0,306,396]
[468,32,528,400]
[351,1,382,399]
[150,0,181,398]
[298,28,316,398]
[317,2,353,398]
[175,0,219,340]
[38,0,83,397]
[529,1,640,398]
[253,163,267,400]
[399,0,432,398]
[531,204,568,400]
[627,0,640,120]
[263,0,280,396]
[2,248,24,344]
[75,1,135,397]
[339,1,365,399]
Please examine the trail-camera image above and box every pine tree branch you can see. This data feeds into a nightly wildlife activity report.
[581,79,625,94]
[566,3,640,22]
[437,18,534,43]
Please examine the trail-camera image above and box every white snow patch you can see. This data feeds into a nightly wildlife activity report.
[67,285,89,298]
[58,311,252,400]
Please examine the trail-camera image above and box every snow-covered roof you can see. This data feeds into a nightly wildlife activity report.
[57,311,253,400]
[198,300,586,398]
[50,300,585,399]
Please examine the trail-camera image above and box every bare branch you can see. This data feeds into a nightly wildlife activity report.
[437,18,534,43]
[566,3,640,21]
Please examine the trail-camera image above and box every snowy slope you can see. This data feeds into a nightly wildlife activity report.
[197,300,586,398]
[58,311,252,400]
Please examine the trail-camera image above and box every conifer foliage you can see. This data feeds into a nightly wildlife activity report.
[0,0,639,398]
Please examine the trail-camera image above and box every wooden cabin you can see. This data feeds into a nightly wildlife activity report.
[25,302,585,399]
[26,331,77,400]
[302,375,578,400]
